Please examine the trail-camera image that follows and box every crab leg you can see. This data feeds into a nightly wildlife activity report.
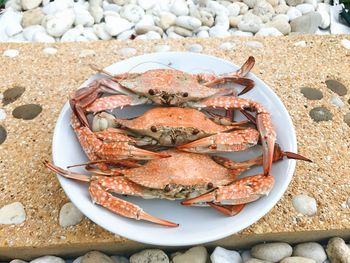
[192,97,276,176]
[177,128,259,153]
[181,174,274,206]
[209,203,245,216]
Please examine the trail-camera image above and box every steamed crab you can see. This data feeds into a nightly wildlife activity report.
[45,147,307,227]
[70,56,276,177]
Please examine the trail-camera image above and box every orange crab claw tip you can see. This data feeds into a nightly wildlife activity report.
[139,211,179,227]
[283,151,312,162]
[209,203,245,216]
[181,191,216,206]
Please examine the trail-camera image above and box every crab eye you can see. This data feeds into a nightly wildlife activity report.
[148,89,155,95]
[192,128,199,135]
[151,126,157,132]
[183,92,188,97]
[164,184,171,192]
[207,182,214,189]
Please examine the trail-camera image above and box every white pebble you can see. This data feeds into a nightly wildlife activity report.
[42,0,73,15]
[79,49,96,58]
[330,95,344,108]
[167,31,184,39]
[0,109,6,121]
[318,10,330,29]
[293,242,327,263]
[251,242,293,262]
[23,25,45,41]
[105,16,133,36]
[30,256,65,263]
[117,29,135,40]
[219,42,236,50]
[294,40,306,46]
[292,194,317,216]
[170,0,189,16]
[176,16,202,30]
[227,3,240,16]
[207,0,229,16]
[241,250,252,261]
[45,9,75,37]
[187,43,203,53]
[209,26,230,37]
[154,45,171,52]
[245,41,264,48]
[296,3,315,14]
[231,30,254,36]
[60,25,84,42]
[0,202,26,224]
[255,27,283,36]
[33,31,55,43]
[5,22,23,37]
[93,23,112,40]
[43,47,58,55]
[137,0,157,10]
[119,47,137,56]
[197,30,209,38]
[159,12,176,30]
[9,260,28,263]
[341,39,350,49]
[211,247,243,263]
[287,7,302,20]
[89,4,104,23]
[238,13,263,33]
[74,5,94,26]
[120,4,145,23]
[59,202,84,227]
[3,49,19,58]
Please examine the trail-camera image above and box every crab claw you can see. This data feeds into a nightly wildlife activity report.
[209,203,245,216]
[181,174,274,206]
[177,128,259,153]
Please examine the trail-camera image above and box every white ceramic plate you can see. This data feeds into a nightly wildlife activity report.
[52,52,297,246]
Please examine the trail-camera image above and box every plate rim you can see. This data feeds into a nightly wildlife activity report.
[52,52,297,246]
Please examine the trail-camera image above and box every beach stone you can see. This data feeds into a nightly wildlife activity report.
[167,32,184,38]
[253,0,275,22]
[111,255,129,263]
[287,7,303,20]
[215,15,230,30]
[116,29,135,40]
[238,2,249,14]
[59,202,84,227]
[219,42,236,50]
[79,49,96,58]
[173,247,208,263]
[23,25,45,41]
[245,259,270,263]
[318,10,330,29]
[280,257,316,263]
[325,79,347,96]
[0,125,7,145]
[21,0,42,10]
[251,242,292,262]
[2,86,25,105]
[30,256,64,263]
[198,10,214,27]
[243,0,258,9]
[0,202,26,224]
[209,26,230,37]
[135,25,163,35]
[81,251,114,263]
[83,27,99,41]
[120,4,145,23]
[3,49,19,58]
[296,3,315,14]
[13,104,42,120]
[241,250,252,261]
[330,95,344,108]
[300,87,323,100]
[46,9,75,37]
[309,107,333,122]
[232,30,253,36]
[197,30,209,37]
[292,194,318,215]
[286,0,304,6]
[256,27,283,36]
[176,16,202,30]
[74,5,95,26]
[272,13,290,22]
[174,26,193,37]
[238,13,263,33]
[21,8,44,27]
[344,113,350,127]
[89,3,104,23]
[290,12,322,33]
[293,242,327,263]
[326,237,350,263]
[294,40,306,46]
[187,43,203,53]
[159,12,176,30]
[170,0,189,16]
[130,249,169,263]
[93,23,112,40]
[342,39,350,49]
[245,41,264,48]
[229,16,241,27]
[10,260,28,263]
[0,109,6,121]
[227,3,240,16]
[33,31,55,43]
[275,4,289,14]
[43,47,58,55]
[207,1,229,15]
[42,0,73,14]
[105,16,133,36]
[210,247,242,263]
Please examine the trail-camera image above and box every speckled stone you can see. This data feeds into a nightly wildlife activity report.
[326,237,350,263]
[309,107,333,122]
[325,79,347,96]
[0,125,7,145]
[251,242,292,262]
[2,86,25,106]
[344,113,350,127]
[130,249,169,263]
[300,87,323,100]
[12,104,42,120]
[81,251,114,263]
[293,242,327,263]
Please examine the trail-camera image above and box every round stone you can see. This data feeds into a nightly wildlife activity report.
[294,40,307,47]
[292,194,317,215]
[2,86,25,106]
[330,95,344,108]
[43,47,58,55]
[251,242,293,262]
[3,49,19,58]
[309,107,333,122]
[0,109,6,121]
[173,247,208,263]
[245,41,264,48]
[344,112,350,127]
[326,237,350,263]
[210,247,242,263]
[219,42,236,50]
[187,43,203,53]
[81,251,114,263]
[293,242,327,263]
[110,255,129,263]
[30,256,65,263]
[325,79,347,96]
[59,202,84,227]
[280,257,316,263]
[21,7,45,27]
[0,125,7,145]
[120,4,145,23]
[300,87,323,100]
[13,104,42,120]
[341,39,350,49]
[0,202,26,224]
[130,249,169,263]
